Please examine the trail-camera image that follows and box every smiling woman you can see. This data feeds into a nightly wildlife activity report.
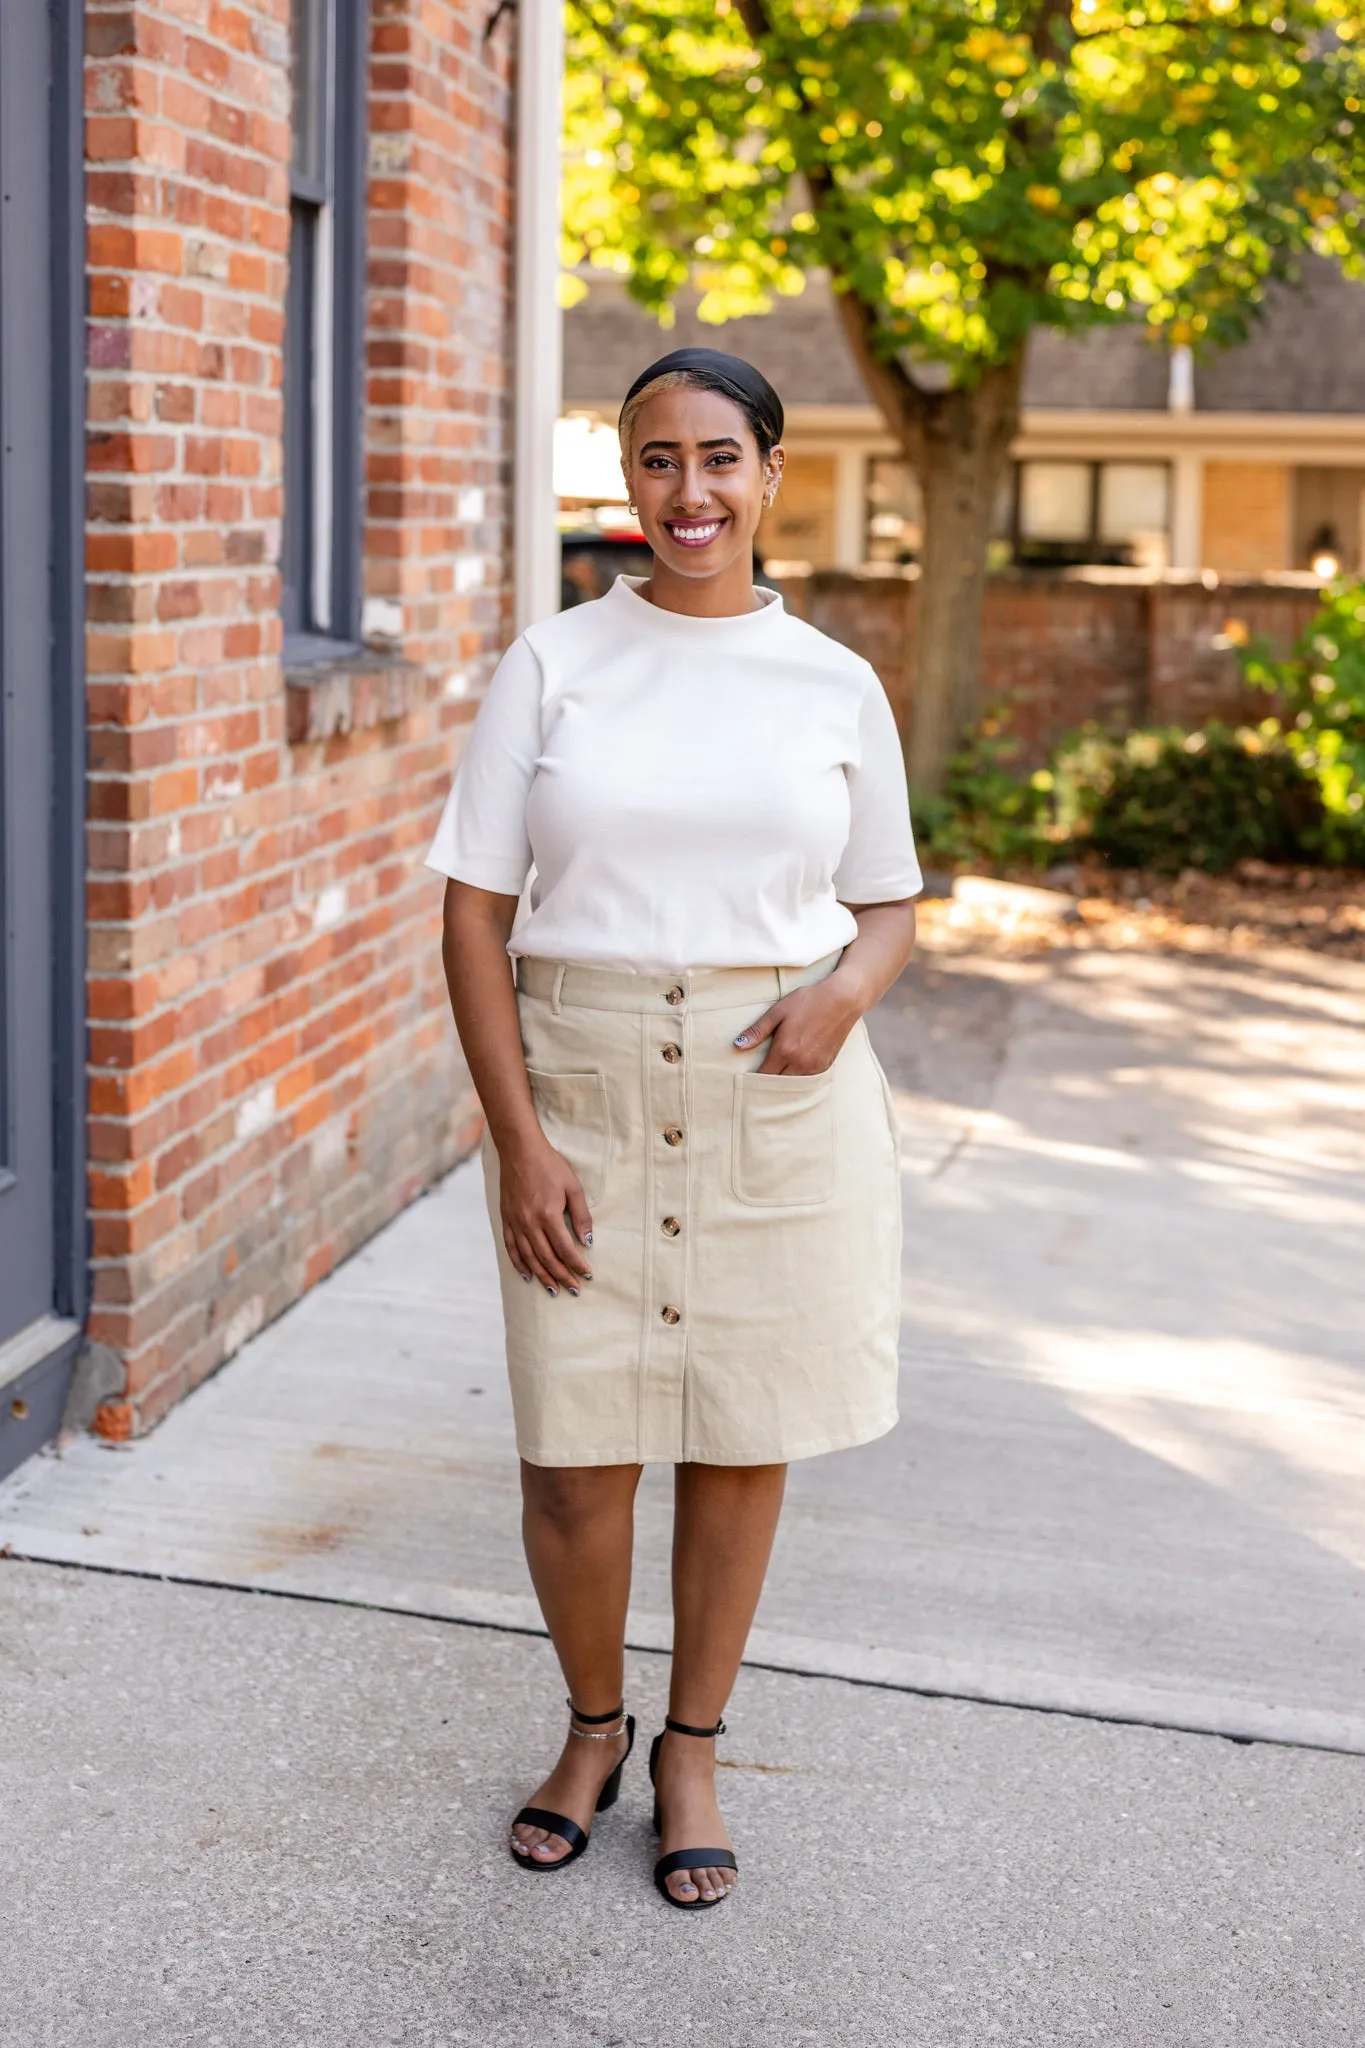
[428,347,922,1913]
[617,348,785,611]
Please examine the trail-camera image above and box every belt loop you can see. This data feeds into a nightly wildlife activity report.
[776,964,796,998]
[551,964,566,1016]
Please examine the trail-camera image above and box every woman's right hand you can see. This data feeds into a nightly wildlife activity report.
[498,1134,594,1296]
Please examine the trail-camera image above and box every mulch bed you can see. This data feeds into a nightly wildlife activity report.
[917,863,1365,962]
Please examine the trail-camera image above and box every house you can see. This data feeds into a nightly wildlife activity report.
[560,264,1365,581]
[0,0,562,1475]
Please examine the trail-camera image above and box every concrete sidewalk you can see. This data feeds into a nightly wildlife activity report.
[2,1557,1361,2047]
[2,938,1364,2042]
[4,943,1364,1747]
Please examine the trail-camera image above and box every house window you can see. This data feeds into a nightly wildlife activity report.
[1014,459,1170,569]
[282,0,367,657]
[865,456,923,564]
[863,457,1012,567]
[1019,461,1092,546]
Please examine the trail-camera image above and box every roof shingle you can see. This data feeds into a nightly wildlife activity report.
[563,260,1365,416]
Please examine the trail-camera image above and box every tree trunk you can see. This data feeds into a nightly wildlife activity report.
[908,355,1023,797]
[827,288,1024,798]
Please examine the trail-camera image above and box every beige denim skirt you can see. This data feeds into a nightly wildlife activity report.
[482,952,903,1467]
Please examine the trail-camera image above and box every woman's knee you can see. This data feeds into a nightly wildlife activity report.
[522,1460,637,1535]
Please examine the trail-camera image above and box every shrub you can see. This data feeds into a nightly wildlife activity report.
[916,713,1055,871]
[921,713,1329,877]
[1055,723,1323,874]
[1237,584,1365,864]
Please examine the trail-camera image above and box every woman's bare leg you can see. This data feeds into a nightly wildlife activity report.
[654,1461,788,1902]
[511,1460,643,1865]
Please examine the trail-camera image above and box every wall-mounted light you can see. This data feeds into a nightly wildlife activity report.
[1308,522,1341,583]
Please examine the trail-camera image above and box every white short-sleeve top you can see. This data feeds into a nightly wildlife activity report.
[425,575,922,971]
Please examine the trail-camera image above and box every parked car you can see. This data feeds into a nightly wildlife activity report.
[561,531,653,608]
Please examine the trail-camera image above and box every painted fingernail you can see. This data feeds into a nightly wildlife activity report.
[545,1284,557,1297]
[733,1034,749,1047]
[520,1271,532,1282]
[584,1232,593,1246]
[568,1286,580,1297]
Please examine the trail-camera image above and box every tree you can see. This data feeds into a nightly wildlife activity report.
[563,0,1365,793]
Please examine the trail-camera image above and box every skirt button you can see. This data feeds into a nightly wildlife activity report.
[664,986,685,1006]
[661,1305,681,1325]
[661,1216,681,1237]
[663,1126,684,1146]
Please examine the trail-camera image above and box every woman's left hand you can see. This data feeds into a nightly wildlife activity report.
[734,903,917,1075]
[733,974,864,1075]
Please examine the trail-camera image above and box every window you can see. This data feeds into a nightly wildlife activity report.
[1019,462,1092,545]
[863,457,1012,567]
[865,456,923,564]
[283,0,367,657]
[1099,464,1170,561]
[1014,459,1170,569]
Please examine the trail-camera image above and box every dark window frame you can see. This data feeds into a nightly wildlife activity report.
[282,0,368,662]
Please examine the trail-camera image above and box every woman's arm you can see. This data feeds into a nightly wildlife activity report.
[441,880,594,1296]
[732,898,917,1075]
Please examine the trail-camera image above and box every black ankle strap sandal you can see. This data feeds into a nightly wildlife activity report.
[648,1715,738,1911]
[509,1699,635,1873]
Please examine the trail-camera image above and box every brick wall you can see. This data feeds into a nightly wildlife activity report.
[366,0,512,674]
[83,0,512,1436]
[775,569,1322,765]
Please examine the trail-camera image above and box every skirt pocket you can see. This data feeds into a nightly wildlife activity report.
[731,1069,837,1207]
[526,1069,610,1206]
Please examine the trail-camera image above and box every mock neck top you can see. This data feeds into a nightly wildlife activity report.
[425,576,921,971]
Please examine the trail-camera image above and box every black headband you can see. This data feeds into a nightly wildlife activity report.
[621,347,784,448]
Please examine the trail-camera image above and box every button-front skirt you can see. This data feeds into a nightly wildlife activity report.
[482,954,902,1467]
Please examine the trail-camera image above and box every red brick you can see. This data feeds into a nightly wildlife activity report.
[88,224,183,275]
[87,431,177,474]
[77,0,512,1441]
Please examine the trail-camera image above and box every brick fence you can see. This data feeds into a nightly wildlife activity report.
[775,568,1324,764]
[83,1,510,1436]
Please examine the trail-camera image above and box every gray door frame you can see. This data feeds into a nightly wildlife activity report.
[0,0,88,1477]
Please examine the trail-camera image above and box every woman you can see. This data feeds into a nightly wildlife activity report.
[429,347,920,1909]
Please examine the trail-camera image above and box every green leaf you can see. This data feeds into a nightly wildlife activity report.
[564,0,1365,376]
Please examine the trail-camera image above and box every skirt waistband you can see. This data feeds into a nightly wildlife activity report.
[514,951,843,1015]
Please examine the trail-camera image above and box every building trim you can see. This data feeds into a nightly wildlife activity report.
[571,396,1365,464]
[1170,452,1203,573]
[0,1317,82,1479]
[514,0,565,632]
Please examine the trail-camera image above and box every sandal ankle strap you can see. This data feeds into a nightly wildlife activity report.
[664,1714,726,1739]
[567,1698,629,1739]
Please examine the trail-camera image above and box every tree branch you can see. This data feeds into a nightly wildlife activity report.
[1072,11,1294,31]
[827,287,929,467]
[1030,0,1073,66]
[734,0,930,454]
